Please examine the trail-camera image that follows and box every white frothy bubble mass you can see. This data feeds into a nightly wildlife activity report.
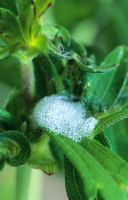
[33,95,98,142]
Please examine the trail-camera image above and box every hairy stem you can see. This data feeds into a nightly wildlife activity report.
[21,59,35,104]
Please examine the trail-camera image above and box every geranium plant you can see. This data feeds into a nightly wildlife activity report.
[0,0,128,200]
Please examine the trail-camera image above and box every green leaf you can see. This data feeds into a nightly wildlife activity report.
[0,19,6,34]
[0,8,23,40]
[48,25,118,98]
[16,0,33,13]
[73,46,125,73]
[16,0,35,40]
[84,46,128,112]
[0,57,21,89]
[5,90,25,127]
[34,54,65,93]
[42,24,58,41]
[48,133,127,200]
[64,158,86,200]
[28,134,57,175]
[100,46,125,71]
[0,47,9,60]
[35,0,54,18]
[91,101,128,138]
[0,109,13,127]
[47,29,87,95]
[105,120,128,161]
[95,132,111,148]
[80,46,125,73]
[49,134,96,200]
[0,0,17,14]
[47,29,128,107]
[81,139,128,193]
[0,81,13,109]
[0,131,31,166]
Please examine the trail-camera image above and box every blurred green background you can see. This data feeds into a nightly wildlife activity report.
[47,0,128,59]
[0,0,128,199]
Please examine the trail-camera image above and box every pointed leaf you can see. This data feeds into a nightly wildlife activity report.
[64,158,87,200]
[100,46,125,71]
[74,46,125,73]
[0,0,17,14]
[81,139,128,193]
[47,133,127,200]
[28,134,57,175]
[0,8,23,39]
[0,109,13,127]
[49,134,96,200]
[16,0,35,40]
[16,0,33,13]
[91,101,128,138]
[0,47,9,60]
[35,0,54,18]
[84,46,128,112]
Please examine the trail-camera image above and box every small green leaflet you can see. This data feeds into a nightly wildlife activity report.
[84,46,128,112]
[0,131,31,167]
[74,46,125,73]
[0,48,9,60]
[0,8,23,40]
[99,46,125,71]
[104,120,128,161]
[16,0,33,13]
[0,109,13,127]
[91,101,128,138]
[35,0,54,18]
[28,134,57,175]
[16,0,35,40]
[0,0,17,14]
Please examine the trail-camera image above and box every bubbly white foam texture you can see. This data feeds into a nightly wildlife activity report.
[33,95,98,142]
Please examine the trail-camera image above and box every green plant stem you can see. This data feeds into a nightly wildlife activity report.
[16,165,31,200]
[21,58,35,104]
[28,169,43,200]
[0,166,16,200]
